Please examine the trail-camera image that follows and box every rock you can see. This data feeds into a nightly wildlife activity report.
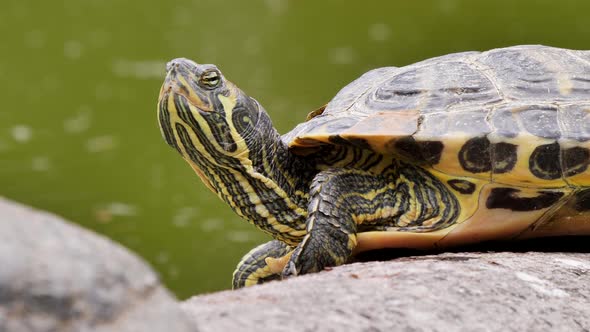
[182,249,590,332]
[0,197,197,332]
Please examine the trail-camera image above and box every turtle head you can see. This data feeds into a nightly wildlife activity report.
[157,58,278,193]
[158,58,266,158]
[157,58,309,239]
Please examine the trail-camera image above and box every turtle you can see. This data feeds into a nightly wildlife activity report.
[157,45,590,288]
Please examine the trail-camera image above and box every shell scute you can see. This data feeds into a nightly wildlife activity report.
[476,46,590,101]
[368,61,501,114]
[519,106,560,139]
[559,103,590,142]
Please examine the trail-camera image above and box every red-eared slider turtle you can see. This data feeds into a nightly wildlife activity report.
[157,45,590,288]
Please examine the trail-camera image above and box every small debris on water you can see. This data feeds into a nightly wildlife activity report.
[226,230,254,243]
[329,47,356,65]
[11,125,32,143]
[264,0,288,15]
[64,40,83,60]
[86,135,117,152]
[94,202,138,223]
[106,202,138,216]
[112,59,166,79]
[156,251,170,264]
[24,29,46,49]
[368,23,391,42]
[168,265,179,280]
[31,156,50,172]
[200,218,223,232]
[64,106,92,133]
[172,207,198,228]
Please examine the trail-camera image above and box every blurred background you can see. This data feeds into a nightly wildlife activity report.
[1,0,589,299]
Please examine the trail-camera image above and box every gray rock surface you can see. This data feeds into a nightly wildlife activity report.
[0,197,196,332]
[182,250,590,332]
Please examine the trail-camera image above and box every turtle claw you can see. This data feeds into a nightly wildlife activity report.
[232,240,293,288]
[281,260,299,278]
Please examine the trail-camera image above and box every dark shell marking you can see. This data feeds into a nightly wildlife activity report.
[447,179,476,194]
[524,143,590,181]
[458,137,492,173]
[491,142,518,174]
[486,188,564,211]
[574,188,590,211]
[389,137,444,165]
[529,143,562,180]
[563,147,590,177]
[329,135,373,150]
[458,137,517,174]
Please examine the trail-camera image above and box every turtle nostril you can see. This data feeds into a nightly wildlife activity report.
[166,59,181,73]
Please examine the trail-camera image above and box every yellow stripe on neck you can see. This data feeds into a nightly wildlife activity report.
[218,93,236,114]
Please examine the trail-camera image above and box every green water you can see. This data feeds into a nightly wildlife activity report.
[2,0,589,298]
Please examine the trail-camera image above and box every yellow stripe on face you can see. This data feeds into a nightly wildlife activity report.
[218,94,236,115]
[166,94,226,195]
[217,93,252,158]
[176,75,210,111]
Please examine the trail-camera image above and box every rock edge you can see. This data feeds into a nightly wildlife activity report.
[182,250,590,332]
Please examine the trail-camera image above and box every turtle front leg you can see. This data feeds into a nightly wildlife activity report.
[232,239,293,288]
[283,168,390,277]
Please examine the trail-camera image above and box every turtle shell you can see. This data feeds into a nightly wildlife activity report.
[286,45,590,187]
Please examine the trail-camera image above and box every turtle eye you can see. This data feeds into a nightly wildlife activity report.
[199,70,221,89]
